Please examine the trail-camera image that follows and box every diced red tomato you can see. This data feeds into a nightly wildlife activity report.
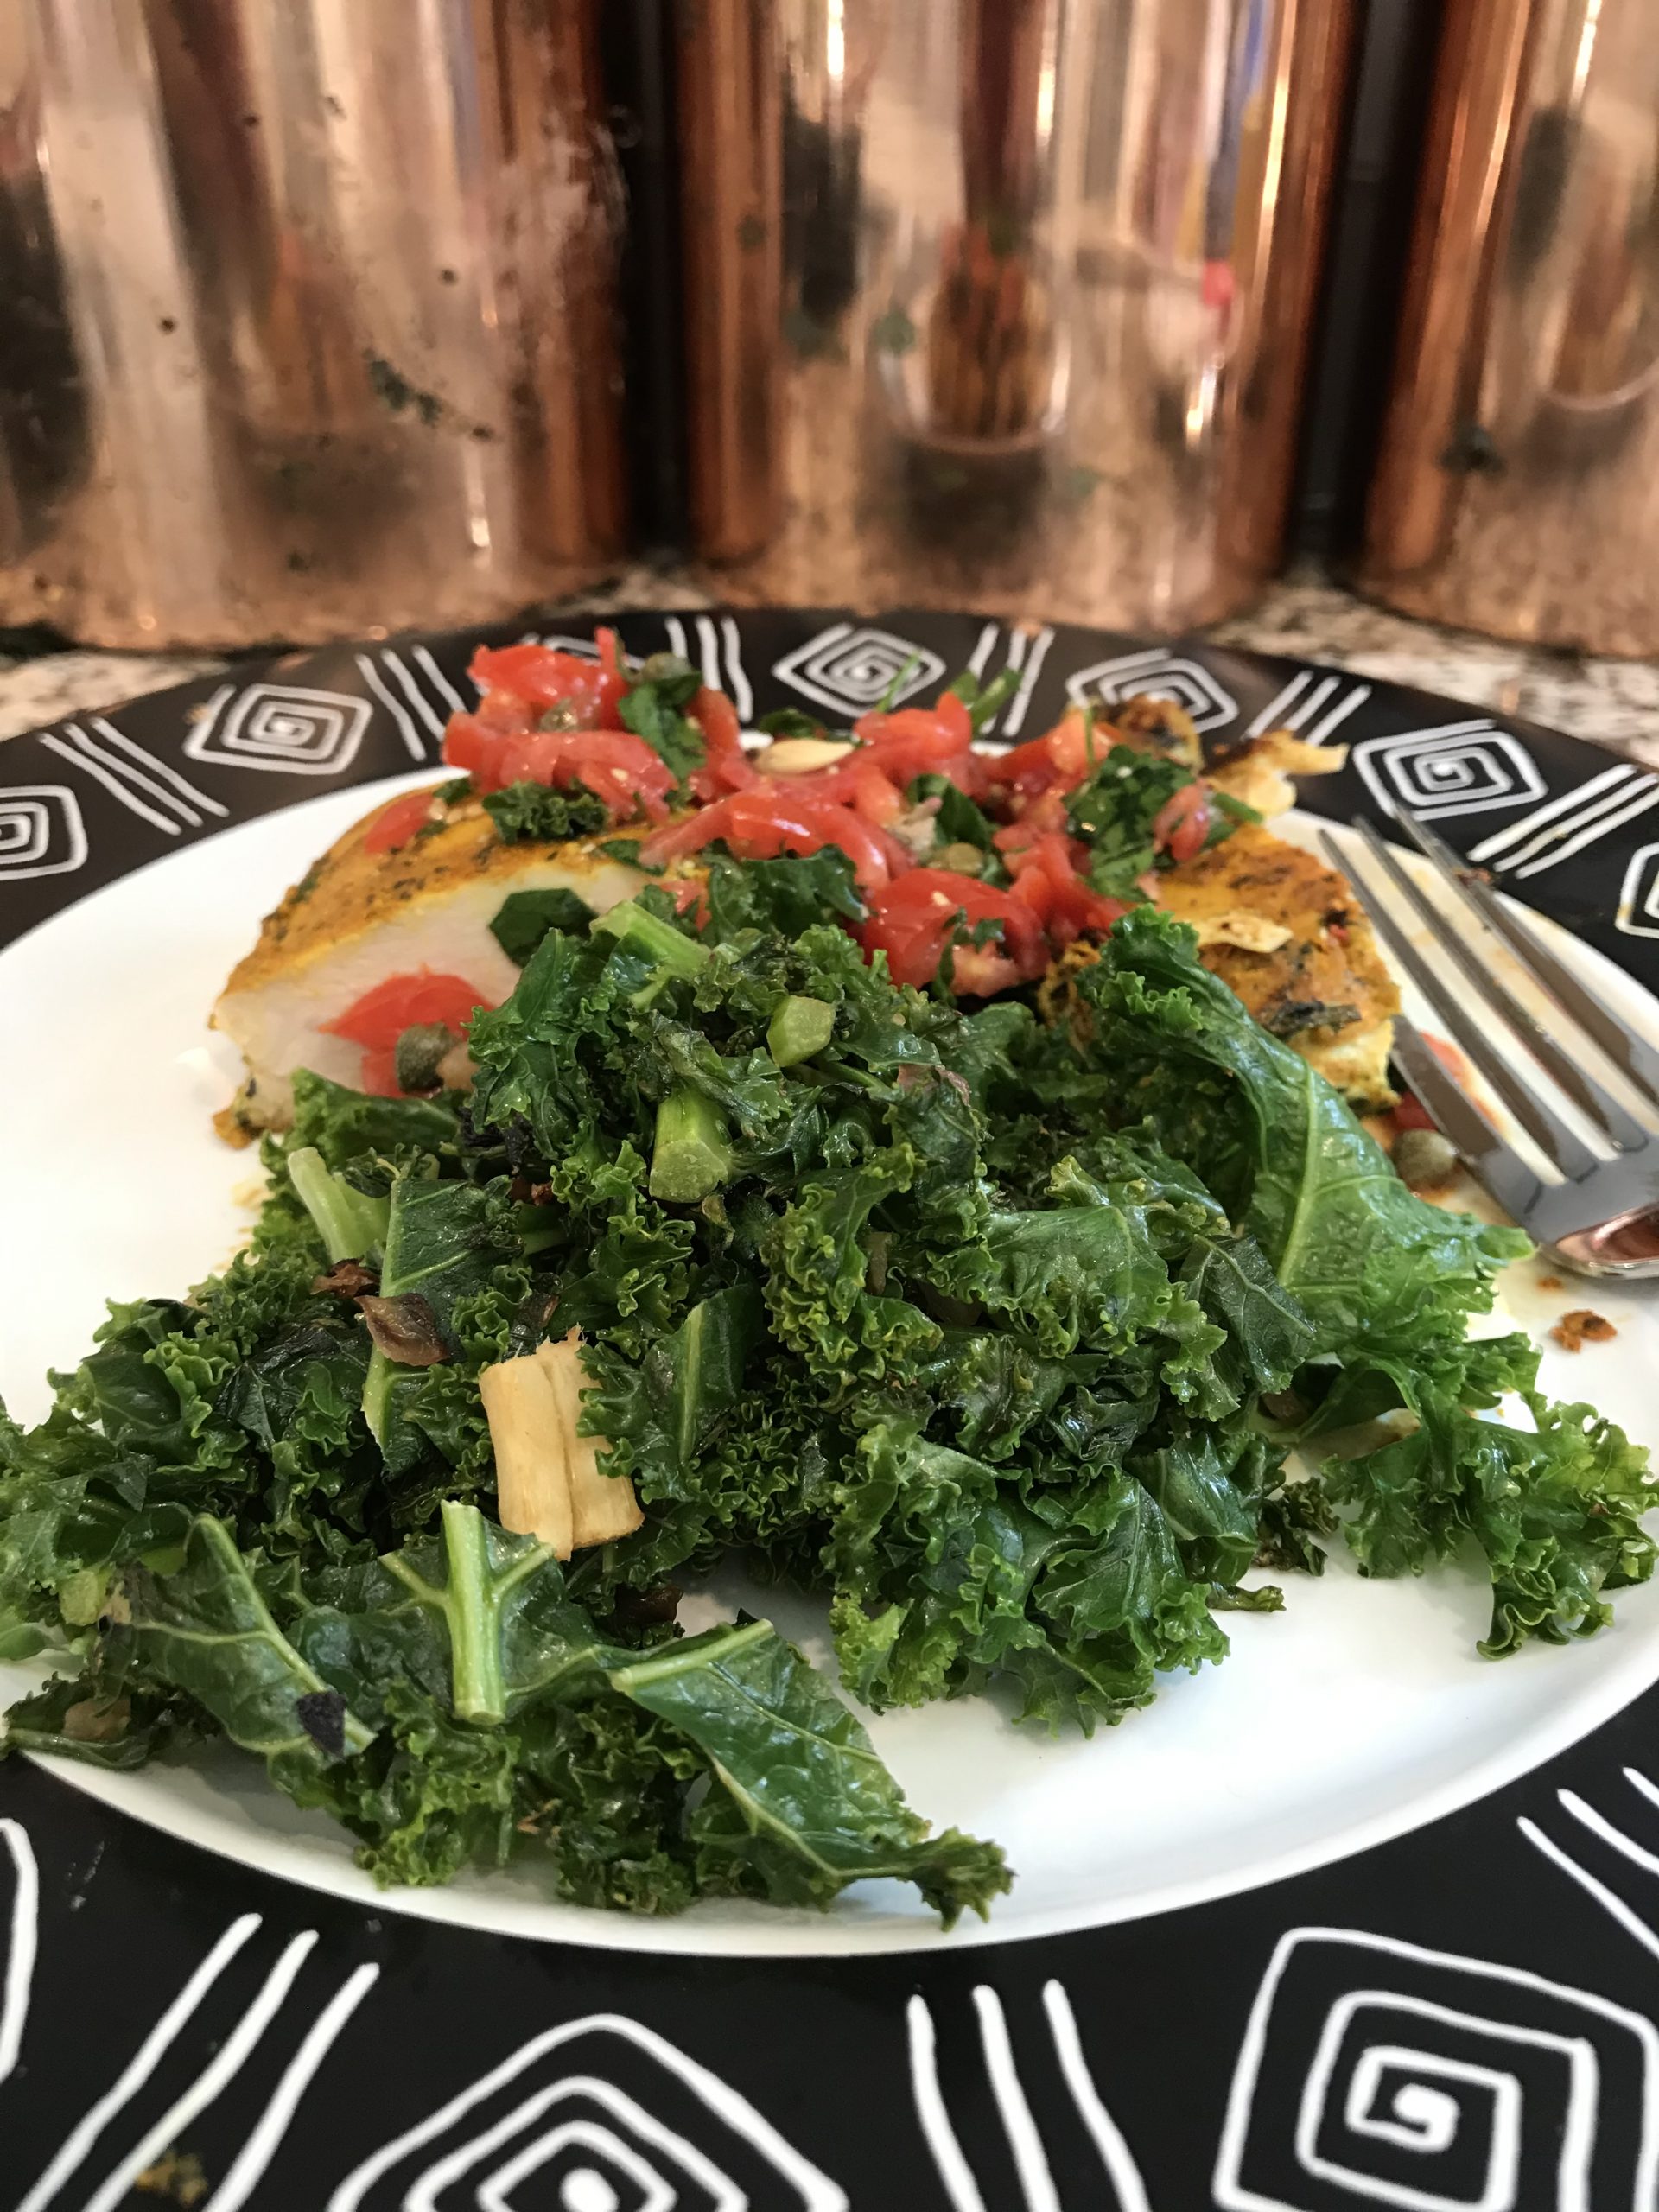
[993,787,1072,855]
[639,785,903,893]
[322,970,493,1051]
[843,761,906,828]
[469,642,626,728]
[359,1046,406,1097]
[1000,830,1128,945]
[689,683,756,800]
[362,787,442,856]
[1152,782,1212,864]
[859,868,1047,993]
[595,626,627,686]
[985,709,1096,798]
[1394,1093,1437,1132]
[447,722,675,820]
[447,642,754,825]
[849,691,976,786]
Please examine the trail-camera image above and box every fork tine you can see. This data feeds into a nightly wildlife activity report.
[1357,817,1649,1148]
[1324,824,1602,1178]
[1395,804,1659,1112]
[1390,1018,1544,1225]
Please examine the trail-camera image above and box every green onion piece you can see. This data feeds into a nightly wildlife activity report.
[877,652,921,710]
[649,1085,734,1203]
[767,994,836,1067]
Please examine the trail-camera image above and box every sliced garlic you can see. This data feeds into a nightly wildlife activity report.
[1192,909,1294,954]
[539,1331,644,1548]
[480,1353,575,1556]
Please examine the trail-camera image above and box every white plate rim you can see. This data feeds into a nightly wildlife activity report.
[1,783,1655,1958]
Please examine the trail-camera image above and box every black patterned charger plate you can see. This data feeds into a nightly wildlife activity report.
[2,607,1658,2211]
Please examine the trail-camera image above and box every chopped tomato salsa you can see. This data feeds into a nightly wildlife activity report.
[432,643,1237,1024]
[860,868,1048,993]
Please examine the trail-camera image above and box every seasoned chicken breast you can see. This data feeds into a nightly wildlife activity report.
[213,785,645,1137]
[1154,823,1399,1104]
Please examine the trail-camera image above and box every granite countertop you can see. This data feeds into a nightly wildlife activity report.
[3,563,1658,763]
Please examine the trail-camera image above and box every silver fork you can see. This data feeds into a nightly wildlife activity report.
[1319,806,1659,1278]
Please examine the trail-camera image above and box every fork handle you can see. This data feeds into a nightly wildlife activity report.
[1548,1206,1659,1280]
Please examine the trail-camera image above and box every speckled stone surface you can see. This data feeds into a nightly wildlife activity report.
[4,562,1658,762]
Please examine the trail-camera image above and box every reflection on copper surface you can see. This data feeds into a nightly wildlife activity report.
[677,0,1352,632]
[678,0,784,563]
[0,1,626,647]
[1361,0,1659,656]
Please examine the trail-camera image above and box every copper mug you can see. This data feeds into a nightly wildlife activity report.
[1359,0,1659,657]
[673,0,1355,632]
[0,1,628,649]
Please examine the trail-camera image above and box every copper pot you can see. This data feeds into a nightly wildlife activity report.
[673,0,1355,632]
[1358,0,1659,657]
[0,1,628,649]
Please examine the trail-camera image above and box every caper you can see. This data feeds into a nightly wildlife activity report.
[1393,1126,1459,1192]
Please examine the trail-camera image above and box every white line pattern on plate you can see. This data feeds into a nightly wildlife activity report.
[0,785,88,880]
[328,2010,847,2211]
[474,2114,679,2212]
[1246,671,1312,737]
[1501,772,1654,871]
[41,733,181,834]
[1212,1924,1659,2212]
[355,655,429,761]
[1512,781,1659,880]
[209,1961,381,2212]
[719,614,753,721]
[907,1995,988,2212]
[380,650,450,739]
[1302,684,1372,747]
[1521,1818,1659,1967]
[406,2075,741,2212]
[411,644,468,716]
[0,1819,39,2089]
[975,1986,1065,2212]
[1042,1981,1154,2212]
[62,724,204,827]
[87,718,227,817]
[1001,626,1054,739]
[695,614,723,695]
[184,682,236,750]
[1467,764,1638,864]
[911,1984,1153,2210]
[968,620,1002,679]
[1352,722,1547,820]
[1280,674,1339,732]
[16,1912,264,2212]
[78,1930,320,2212]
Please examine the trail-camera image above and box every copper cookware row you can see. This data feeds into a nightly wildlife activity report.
[4,2,1650,656]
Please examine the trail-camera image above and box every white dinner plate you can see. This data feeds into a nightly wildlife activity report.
[1,779,1654,1957]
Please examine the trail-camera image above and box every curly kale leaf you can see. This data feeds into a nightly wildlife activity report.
[483,782,608,844]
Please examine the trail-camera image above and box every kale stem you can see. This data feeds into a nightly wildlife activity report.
[440,1500,506,1725]
[649,1085,734,1203]
[767,994,836,1068]
[590,898,709,980]
[287,1146,389,1263]
[361,1346,394,1446]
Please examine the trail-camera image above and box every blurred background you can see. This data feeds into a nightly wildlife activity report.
[3,0,1658,662]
